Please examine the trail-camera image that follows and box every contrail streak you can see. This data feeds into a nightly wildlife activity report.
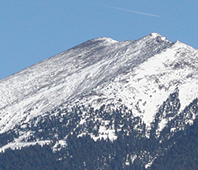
[102,4,160,17]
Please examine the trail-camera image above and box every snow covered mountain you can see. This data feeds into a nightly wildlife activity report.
[1,33,198,169]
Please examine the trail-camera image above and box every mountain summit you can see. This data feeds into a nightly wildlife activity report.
[0,33,198,169]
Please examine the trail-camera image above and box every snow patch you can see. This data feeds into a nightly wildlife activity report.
[52,140,67,152]
[0,140,51,153]
[150,33,161,38]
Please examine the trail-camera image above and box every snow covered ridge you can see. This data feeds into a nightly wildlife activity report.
[0,32,198,145]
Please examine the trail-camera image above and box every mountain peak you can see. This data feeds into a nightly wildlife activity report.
[1,33,198,169]
[149,32,168,42]
[0,33,174,134]
[71,37,118,52]
[91,37,118,43]
[150,32,162,37]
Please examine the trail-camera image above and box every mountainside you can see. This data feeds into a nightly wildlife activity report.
[1,33,198,169]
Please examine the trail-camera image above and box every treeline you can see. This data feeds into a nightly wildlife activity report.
[0,93,198,169]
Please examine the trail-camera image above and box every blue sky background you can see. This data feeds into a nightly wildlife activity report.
[0,0,198,79]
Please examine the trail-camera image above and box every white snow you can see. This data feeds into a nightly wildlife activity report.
[78,119,118,142]
[52,140,67,152]
[0,140,51,153]
[150,32,161,38]
[0,33,198,150]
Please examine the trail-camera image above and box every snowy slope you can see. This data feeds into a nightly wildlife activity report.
[0,33,198,150]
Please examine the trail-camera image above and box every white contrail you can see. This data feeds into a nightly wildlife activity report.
[102,4,160,17]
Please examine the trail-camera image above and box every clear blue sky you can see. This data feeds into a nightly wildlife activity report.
[1,0,198,79]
